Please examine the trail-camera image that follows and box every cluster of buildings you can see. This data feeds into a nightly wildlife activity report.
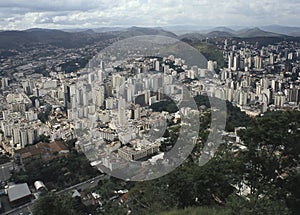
[0,78,75,155]
[0,92,48,154]
[71,56,194,173]
[183,39,300,117]
[220,39,299,114]
[0,36,299,177]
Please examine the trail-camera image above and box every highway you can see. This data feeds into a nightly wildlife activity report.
[56,174,108,195]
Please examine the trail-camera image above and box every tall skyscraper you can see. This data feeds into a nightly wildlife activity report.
[269,53,274,65]
[118,98,127,126]
[1,77,9,90]
[228,55,233,70]
[112,74,125,90]
[233,55,240,71]
[254,56,262,69]
[93,85,105,107]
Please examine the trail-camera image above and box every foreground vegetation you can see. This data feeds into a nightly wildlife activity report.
[127,110,299,215]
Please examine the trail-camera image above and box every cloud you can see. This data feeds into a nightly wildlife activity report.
[0,0,104,12]
[0,0,299,30]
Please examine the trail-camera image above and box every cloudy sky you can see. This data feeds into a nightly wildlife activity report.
[0,0,299,30]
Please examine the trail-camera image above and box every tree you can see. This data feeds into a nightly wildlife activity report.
[226,194,290,215]
[38,105,52,123]
[34,193,79,215]
[34,193,95,215]
[39,134,50,143]
[234,111,300,214]
[101,201,127,215]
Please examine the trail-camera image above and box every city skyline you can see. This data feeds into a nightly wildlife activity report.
[0,0,300,30]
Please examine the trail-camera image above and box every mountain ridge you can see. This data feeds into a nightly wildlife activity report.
[0,26,298,50]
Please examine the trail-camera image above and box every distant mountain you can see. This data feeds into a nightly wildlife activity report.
[233,27,251,35]
[0,27,179,50]
[180,30,233,42]
[260,25,300,37]
[63,27,126,33]
[178,27,295,45]
[168,25,299,38]
[207,27,235,33]
[0,29,117,49]
[206,31,234,38]
[179,33,206,43]
[123,26,178,38]
[234,27,285,38]
[163,25,213,35]
[163,25,241,35]
[93,27,126,33]
[25,28,63,33]
[1,26,298,50]
[179,27,287,41]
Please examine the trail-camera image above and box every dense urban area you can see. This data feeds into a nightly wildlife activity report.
[0,27,299,214]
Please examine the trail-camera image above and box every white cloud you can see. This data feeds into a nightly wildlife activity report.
[0,0,299,30]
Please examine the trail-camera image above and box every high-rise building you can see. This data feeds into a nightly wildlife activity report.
[97,69,105,83]
[100,60,105,70]
[20,129,28,148]
[261,77,269,90]
[134,104,141,120]
[238,91,248,106]
[88,73,95,85]
[118,98,127,126]
[207,60,215,72]
[155,60,160,71]
[254,56,262,69]
[112,74,125,90]
[244,56,252,69]
[144,90,151,105]
[288,87,300,103]
[93,85,105,107]
[274,93,286,107]
[228,55,233,70]
[1,77,9,90]
[233,55,240,71]
[269,53,274,65]
[105,97,116,110]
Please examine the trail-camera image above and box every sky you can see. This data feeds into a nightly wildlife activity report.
[0,0,300,30]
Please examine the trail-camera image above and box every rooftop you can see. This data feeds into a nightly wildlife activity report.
[8,183,31,202]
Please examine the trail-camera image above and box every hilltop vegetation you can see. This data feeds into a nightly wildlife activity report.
[194,43,225,68]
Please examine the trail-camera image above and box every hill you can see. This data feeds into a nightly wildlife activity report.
[122,26,178,38]
[0,29,116,49]
[260,25,300,37]
[206,30,234,38]
[193,43,225,68]
[0,27,178,50]
[179,33,206,43]
[209,26,235,33]
[234,27,284,38]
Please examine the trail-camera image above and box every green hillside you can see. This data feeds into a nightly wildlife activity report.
[194,43,225,68]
